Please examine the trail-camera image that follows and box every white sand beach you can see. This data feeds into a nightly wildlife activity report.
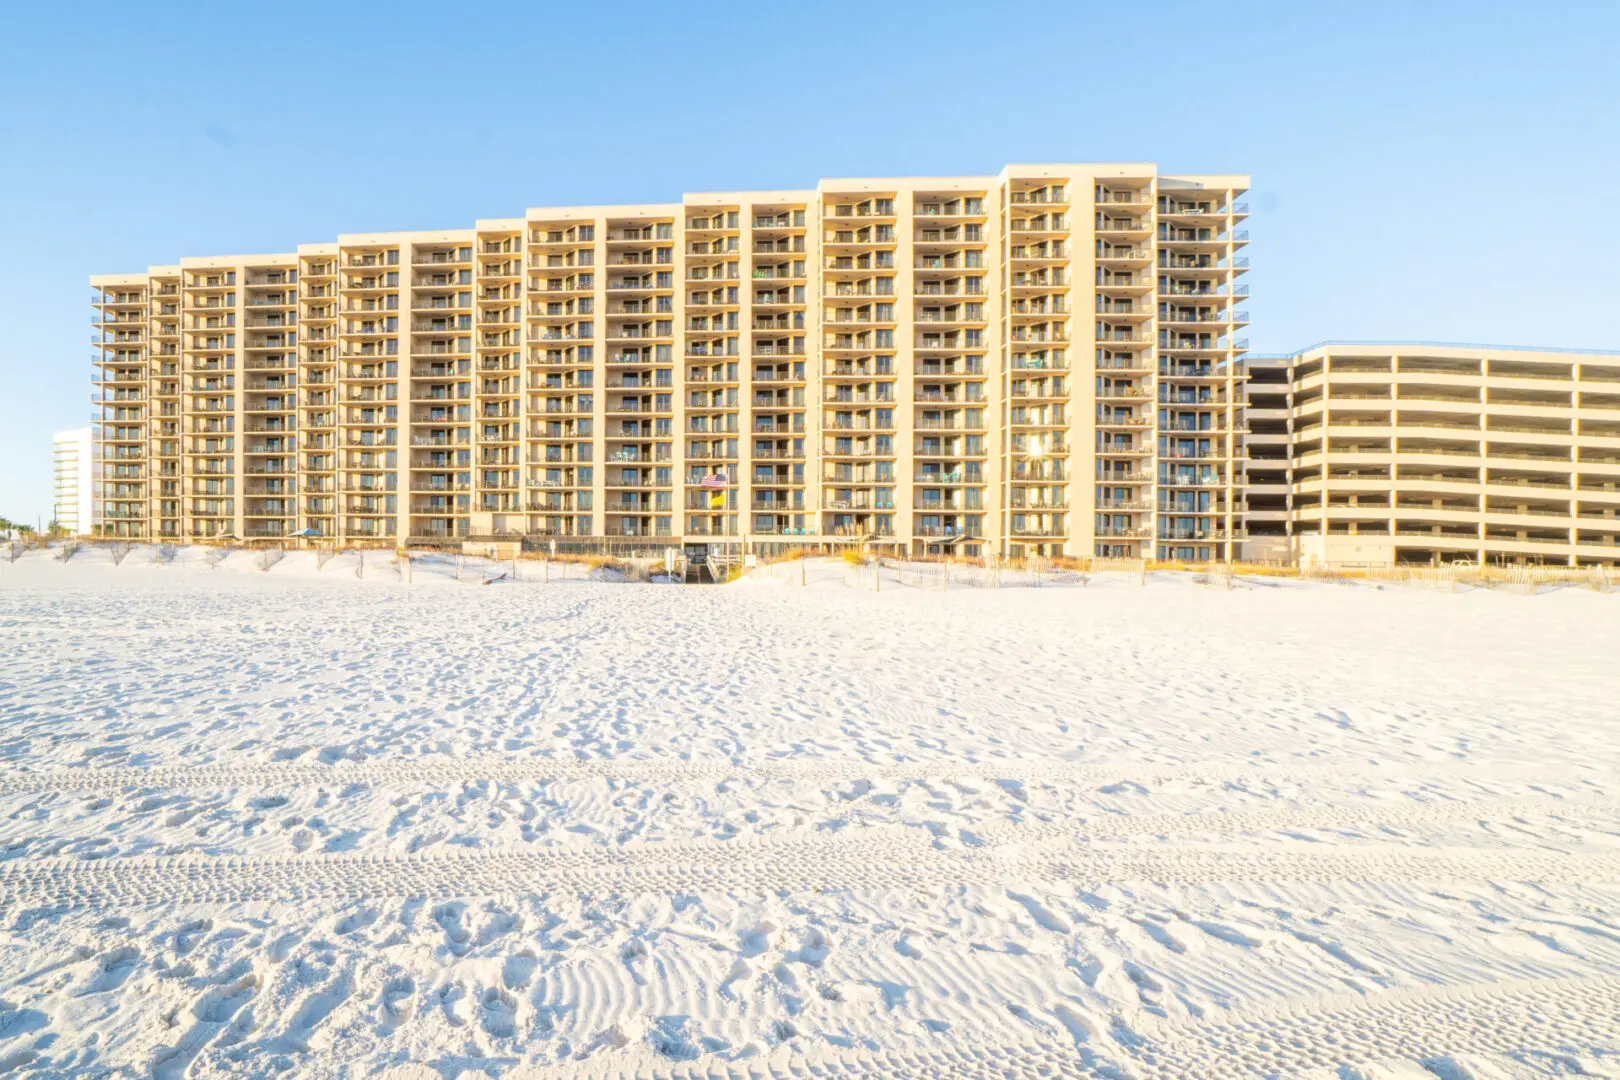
[0,546,1617,1078]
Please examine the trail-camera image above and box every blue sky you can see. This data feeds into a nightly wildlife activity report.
[1,0,1615,525]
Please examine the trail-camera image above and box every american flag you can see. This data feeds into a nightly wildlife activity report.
[700,472,728,490]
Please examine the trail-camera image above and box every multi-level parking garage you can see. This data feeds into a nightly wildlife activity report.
[1244,343,1620,567]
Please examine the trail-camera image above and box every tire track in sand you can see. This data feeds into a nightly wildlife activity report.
[7,758,1614,861]
[4,831,1617,910]
[1,755,1611,796]
[984,796,1620,844]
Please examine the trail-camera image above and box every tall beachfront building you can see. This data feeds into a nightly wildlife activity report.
[1244,343,1620,567]
[91,164,1251,561]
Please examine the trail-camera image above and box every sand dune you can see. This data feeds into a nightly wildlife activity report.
[0,547,1616,1078]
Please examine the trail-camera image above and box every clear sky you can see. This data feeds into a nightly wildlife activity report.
[1,0,1616,526]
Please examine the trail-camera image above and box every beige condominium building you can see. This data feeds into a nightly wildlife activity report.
[1244,342,1620,567]
[91,164,1252,561]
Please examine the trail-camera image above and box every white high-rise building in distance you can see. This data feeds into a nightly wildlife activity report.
[53,426,94,534]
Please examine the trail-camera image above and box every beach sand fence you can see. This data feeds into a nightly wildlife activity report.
[745,554,1140,590]
[878,556,1095,590]
[1334,562,1614,595]
[741,552,1613,596]
[15,538,1612,596]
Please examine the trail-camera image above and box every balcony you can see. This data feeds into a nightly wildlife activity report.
[1008,190,1069,206]
[1096,190,1153,207]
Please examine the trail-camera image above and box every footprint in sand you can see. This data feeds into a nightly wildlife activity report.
[502,950,538,991]
[81,946,141,994]
[480,986,519,1038]
[378,974,415,1030]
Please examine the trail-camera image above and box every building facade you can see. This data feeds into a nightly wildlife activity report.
[53,427,93,534]
[1244,343,1620,567]
[91,164,1252,561]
